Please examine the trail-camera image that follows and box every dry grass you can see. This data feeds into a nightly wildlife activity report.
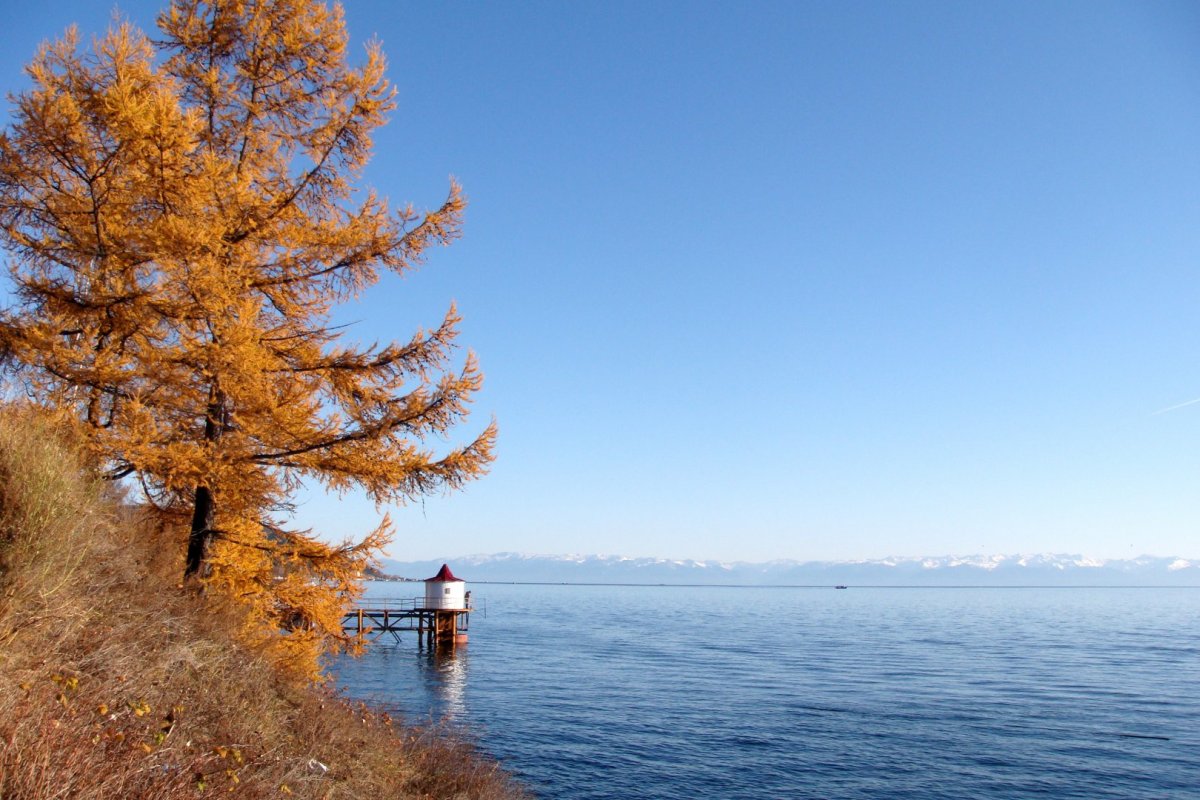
[0,409,529,800]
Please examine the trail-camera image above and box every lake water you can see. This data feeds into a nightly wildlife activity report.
[332,584,1200,799]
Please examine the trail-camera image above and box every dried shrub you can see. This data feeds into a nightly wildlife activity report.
[0,410,528,800]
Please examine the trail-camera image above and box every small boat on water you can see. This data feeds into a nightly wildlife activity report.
[834,585,848,589]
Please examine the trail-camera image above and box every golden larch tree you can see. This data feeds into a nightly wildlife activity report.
[0,0,495,677]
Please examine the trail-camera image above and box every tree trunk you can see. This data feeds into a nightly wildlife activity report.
[185,484,214,579]
[184,387,224,581]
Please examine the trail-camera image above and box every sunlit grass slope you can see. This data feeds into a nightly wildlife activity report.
[0,408,526,799]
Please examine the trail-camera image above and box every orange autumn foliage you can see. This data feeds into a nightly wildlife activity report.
[0,0,495,678]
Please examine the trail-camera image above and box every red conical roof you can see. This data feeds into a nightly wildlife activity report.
[425,563,464,582]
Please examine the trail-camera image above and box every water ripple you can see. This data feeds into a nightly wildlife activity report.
[334,585,1200,799]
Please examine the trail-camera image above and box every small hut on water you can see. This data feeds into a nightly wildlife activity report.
[423,563,467,610]
[423,563,469,644]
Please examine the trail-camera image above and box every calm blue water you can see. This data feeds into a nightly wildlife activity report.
[332,585,1200,799]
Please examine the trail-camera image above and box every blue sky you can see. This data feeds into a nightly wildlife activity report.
[2,1,1199,561]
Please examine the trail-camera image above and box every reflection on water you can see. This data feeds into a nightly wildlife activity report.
[420,644,468,721]
[332,639,469,724]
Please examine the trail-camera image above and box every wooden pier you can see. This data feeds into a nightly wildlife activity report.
[343,597,471,647]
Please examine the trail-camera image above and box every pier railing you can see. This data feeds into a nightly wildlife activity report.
[354,597,423,612]
[353,597,474,612]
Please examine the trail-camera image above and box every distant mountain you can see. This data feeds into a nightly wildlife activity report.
[377,552,1200,587]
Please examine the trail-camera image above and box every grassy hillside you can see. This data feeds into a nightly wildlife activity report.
[0,409,527,799]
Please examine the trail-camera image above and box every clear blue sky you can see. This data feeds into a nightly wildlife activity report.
[3,1,1199,561]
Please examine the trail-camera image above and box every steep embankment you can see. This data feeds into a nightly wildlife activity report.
[0,410,525,799]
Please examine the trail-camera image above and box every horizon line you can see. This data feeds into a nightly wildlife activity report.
[381,551,1198,564]
[367,578,1200,589]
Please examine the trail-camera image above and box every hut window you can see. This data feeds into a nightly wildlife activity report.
[444,587,451,594]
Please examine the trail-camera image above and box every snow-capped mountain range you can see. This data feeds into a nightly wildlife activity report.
[377,552,1200,586]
